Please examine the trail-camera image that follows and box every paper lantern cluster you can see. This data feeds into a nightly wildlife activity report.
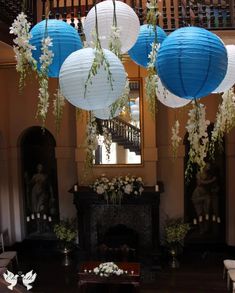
[30,19,83,78]
[156,27,228,99]
[59,48,126,111]
[84,0,140,54]
[128,24,167,68]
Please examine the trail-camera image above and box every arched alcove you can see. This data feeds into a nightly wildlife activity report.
[20,126,59,238]
[184,123,226,245]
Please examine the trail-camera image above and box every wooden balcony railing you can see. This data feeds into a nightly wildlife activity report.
[0,0,234,34]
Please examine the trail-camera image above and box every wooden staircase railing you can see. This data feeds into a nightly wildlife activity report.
[98,117,141,156]
[0,0,234,35]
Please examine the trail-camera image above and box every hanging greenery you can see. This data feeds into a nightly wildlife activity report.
[84,4,113,98]
[171,120,182,159]
[9,12,37,92]
[53,89,65,134]
[185,101,210,182]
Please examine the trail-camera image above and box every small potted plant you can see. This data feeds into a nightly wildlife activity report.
[163,217,191,268]
[54,217,77,254]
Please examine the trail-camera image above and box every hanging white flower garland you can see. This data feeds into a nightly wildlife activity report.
[171,120,182,159]
[185,101,210,181]
[9,12,37,91]
[53,89,65,133]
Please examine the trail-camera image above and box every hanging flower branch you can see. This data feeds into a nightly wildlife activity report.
[185,101,210,182]
[9,12,37,92]
[171,120,182,159]
[110,76,130,117]
[145,0,160,116]
[84,4,113,98]
[36,34,54,127]
[53,88,65,133]
[85,113,99,170]
[102,126,113,161]
[108,0,122,59]
[210,89,235,157]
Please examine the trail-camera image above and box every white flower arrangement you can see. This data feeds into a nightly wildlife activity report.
[9,12,37,91]
[91,174,144,204]
[102,126,113,161]
[210,88,235,157]
[171,120,182,159]
[53,89,66,133]
[93,262,124,277]
[109,25,122,59]
[185,101,210,181]
[37,36,54,126]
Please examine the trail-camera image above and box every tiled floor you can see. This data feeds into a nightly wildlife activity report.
[6,241,230,293]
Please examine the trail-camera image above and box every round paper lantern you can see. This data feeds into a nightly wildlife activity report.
[93,106,121,120]
[156,27,228,99]
[131,110,139,121]
[213,45,235,93]
[156,77,191,108]
[130,104,139,112]
[30,19,83,77]
[128,24,167,67]
[84,0,140,54]
[59,48,126,111]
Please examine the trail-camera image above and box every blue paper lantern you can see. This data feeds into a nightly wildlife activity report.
[156,27,228,99]
[128,24,167,68]
[30,19,83,78]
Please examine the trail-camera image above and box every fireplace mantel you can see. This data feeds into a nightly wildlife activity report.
[72,187,160,256]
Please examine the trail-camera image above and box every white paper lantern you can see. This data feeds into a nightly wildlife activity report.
[59,48,126,111]
[130,104,139,112]
[131,110,139,121]
[213,45,235,93]
[93,106,121,120]
[84,0,140,54]
[156,77,191,108]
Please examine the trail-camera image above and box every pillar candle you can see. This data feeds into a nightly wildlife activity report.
[43,214,47,220]
[31,214,35,220]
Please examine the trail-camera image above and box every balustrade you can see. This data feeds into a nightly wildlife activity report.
[0,0,234,31]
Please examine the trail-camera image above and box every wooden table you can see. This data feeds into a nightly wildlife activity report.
[78,261,140,293]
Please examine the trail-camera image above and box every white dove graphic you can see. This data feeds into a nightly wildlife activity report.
[22,270,37,290]
[3,270,19,290]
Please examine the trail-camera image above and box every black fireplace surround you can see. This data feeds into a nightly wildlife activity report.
[73,187,160,256]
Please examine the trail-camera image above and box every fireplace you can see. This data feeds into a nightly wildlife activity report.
[73,187,160,257]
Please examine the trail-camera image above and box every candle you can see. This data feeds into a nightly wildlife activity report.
[217,217,221,223]
[199,215,203,222]
[74,184,78,191]
[205,214,209,220]
[37,213,40,219]
[193,218,197,225]
[31,214,35,220]
[48,216,52,222]
[212,215,216,222]
[43,214,47,220]
[131,270,134,274]
[84,269,87,273]
[155,185,159,192]
[27,216,30,222]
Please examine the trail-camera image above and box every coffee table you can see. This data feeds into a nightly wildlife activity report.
[78,261,140,292]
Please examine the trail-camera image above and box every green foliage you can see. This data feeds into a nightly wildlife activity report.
[164,217,191,247]
[54,218,77,243]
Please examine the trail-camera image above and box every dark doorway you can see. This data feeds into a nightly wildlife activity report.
[184,124,226,245]
[21,127,59,239]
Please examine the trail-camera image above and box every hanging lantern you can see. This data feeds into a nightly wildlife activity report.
[84,0,140,54]
[156,27,228,99]
[59,48,126,111]
[156,77,191,108]
[128,24,167,68]
[93,106,121,120]
[213,45,235,93]
[30,19,83,78]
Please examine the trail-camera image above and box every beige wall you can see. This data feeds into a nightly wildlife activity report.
[0,65,77,242]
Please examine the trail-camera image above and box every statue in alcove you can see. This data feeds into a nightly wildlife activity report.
[25,163,55,215]
[191,162,220,234]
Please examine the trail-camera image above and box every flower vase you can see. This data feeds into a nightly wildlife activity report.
[169,248,180,269]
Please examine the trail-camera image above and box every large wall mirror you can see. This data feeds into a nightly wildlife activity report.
[94,79,142,165]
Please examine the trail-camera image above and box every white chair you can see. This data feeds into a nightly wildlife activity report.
[227,270,235,292]
[223,259,235,280]
[0,232,18,266]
